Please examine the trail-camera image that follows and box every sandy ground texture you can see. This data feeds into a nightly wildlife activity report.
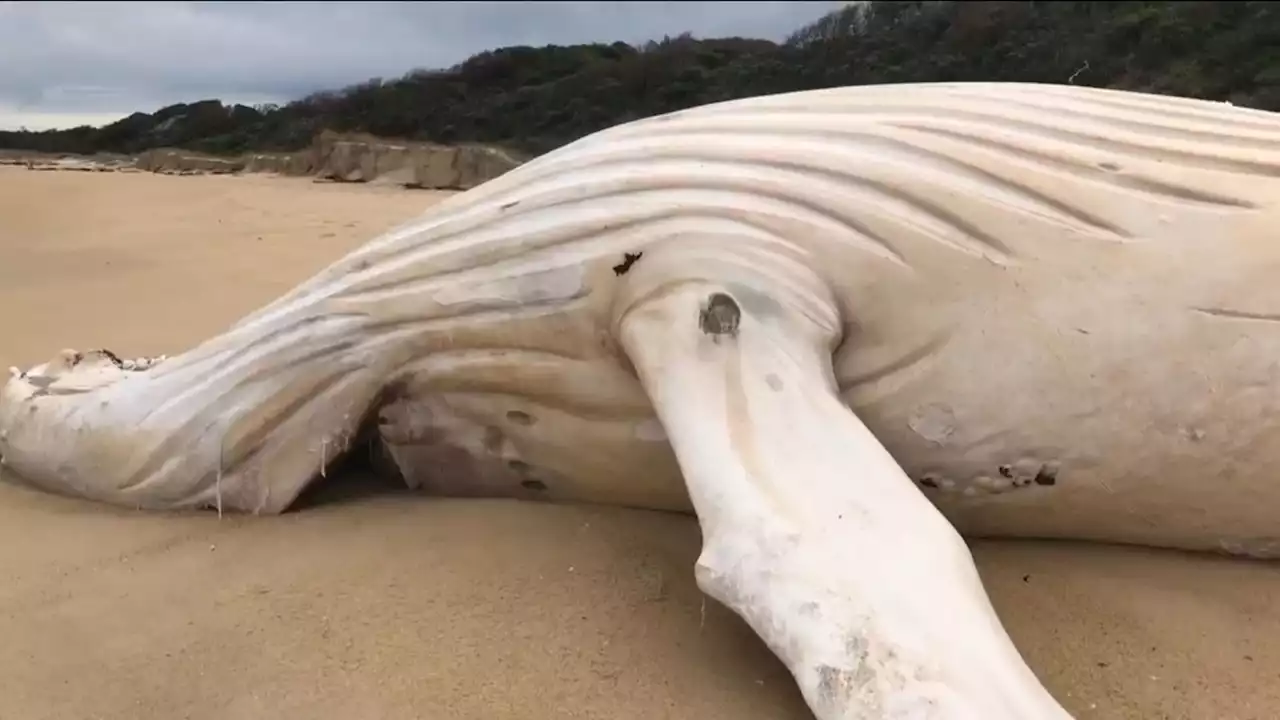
[2,166,1279,720]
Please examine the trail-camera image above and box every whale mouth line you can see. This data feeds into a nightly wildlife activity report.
[7,348,169,399]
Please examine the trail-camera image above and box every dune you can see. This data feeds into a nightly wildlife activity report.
[1,165,1278,720]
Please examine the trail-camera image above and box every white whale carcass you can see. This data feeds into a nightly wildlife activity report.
[5,82,1280,719]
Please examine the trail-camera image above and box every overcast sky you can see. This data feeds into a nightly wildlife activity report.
[0,1,845,130]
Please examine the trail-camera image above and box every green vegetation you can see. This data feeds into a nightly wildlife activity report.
[5,1,1279,158]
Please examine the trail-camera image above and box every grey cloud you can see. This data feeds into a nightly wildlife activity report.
[0,1,843,126]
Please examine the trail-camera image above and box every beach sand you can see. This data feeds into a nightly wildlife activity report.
[1,166,1277,720]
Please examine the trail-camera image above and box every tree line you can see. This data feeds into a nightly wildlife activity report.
[3,1,1278,159]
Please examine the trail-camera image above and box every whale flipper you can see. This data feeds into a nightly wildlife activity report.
[612,236,1072,719]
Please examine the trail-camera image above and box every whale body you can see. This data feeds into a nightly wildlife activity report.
[2,82,1280,561]
[11,81,1280,719]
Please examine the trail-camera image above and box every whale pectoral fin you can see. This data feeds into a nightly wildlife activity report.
[612,240,1072,719]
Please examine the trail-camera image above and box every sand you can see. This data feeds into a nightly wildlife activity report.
[1,165,1278,720]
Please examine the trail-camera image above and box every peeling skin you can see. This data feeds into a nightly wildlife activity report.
[913,454,1064,497]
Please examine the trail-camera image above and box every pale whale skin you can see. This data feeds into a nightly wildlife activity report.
[3,81,1280,559]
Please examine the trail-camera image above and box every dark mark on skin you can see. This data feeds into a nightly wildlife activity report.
[482,427,505,454]
[699,293,742,338]
[506,410,535,426]
[1034,465,1058,486]
[25,376,54,390]
[612,251,643,276]
[914,461,1061,496]
[95,349,125,368]
[29,387,86,398]
[508,458,547,492]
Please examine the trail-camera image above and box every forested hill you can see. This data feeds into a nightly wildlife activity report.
[4,1,1279,159]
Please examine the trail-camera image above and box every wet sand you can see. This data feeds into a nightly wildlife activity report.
[1,166,1277,720]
